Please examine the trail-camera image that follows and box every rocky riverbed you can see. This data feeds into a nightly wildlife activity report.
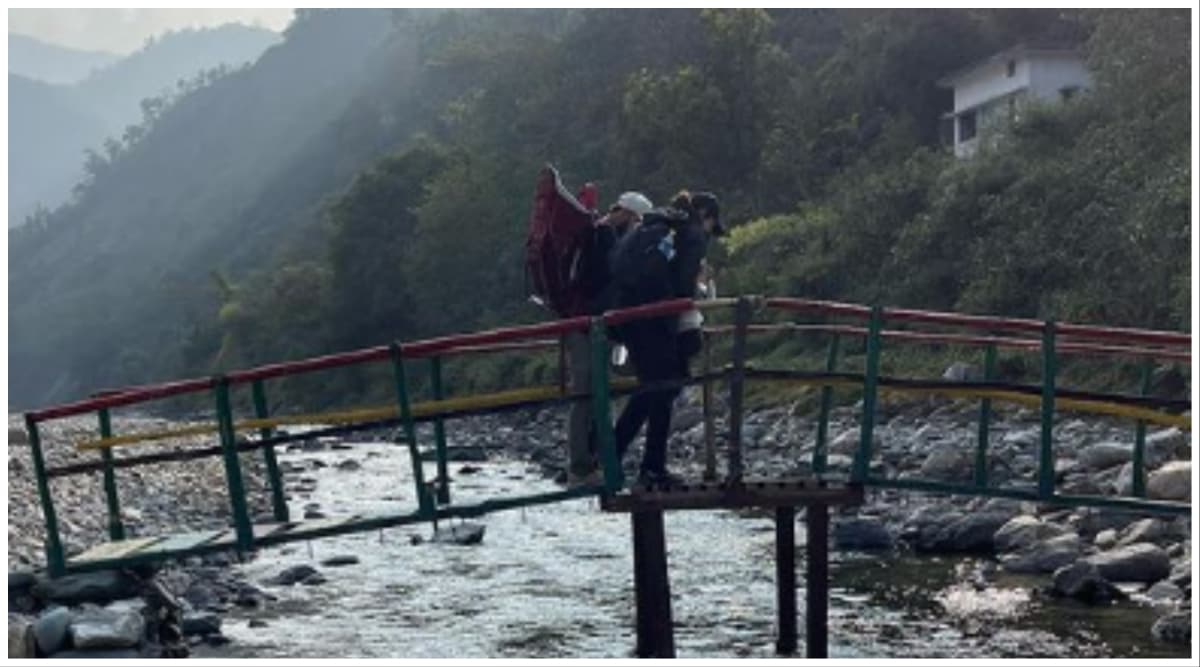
[7,390,1193,657]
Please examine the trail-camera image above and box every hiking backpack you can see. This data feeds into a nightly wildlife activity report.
[524,165,597,318]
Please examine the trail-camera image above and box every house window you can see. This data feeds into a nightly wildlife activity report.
[1006,60,1017,77]
[958,110,977,142]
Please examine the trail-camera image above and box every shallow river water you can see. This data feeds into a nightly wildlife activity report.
[196,439,1185,659]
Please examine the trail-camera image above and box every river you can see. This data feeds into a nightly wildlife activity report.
[194,437,1185,659]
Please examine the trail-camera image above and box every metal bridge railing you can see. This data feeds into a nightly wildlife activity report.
[20,295,1191,576]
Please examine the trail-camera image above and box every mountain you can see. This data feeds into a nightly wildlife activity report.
[7,74,106,227]
[7,23,280,228]
[7,33,120,85]
[9,9,397,405]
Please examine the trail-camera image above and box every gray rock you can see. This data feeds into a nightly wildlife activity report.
[1147,461,1191,501]
[1071,507,1140,537]
[918,443,973,481]
[182,583,219,610]
[8,614,35,659]
[833,517,893,551]
[1145,580,1183,601]
[993,515,1070,553]
[1078,442,1131,471]
[8,572,36,592]
[1168,559,1191,588]
[1002,428,1040,448]
[1002,534,1082,574]
[1116,518,1169,547]
[672,407,704,434]
[299,572,328,586]
[320,555,360,567]
[1145,428,1188,466]
[1094,529,1118,549]
[336,459,362,472]
[942,362,980,382]
[70,608,145,649]
[1112,463,1136,496]
[917,511,1014,554]
[248,619,269,629]
[181,613,221,637]
[1051,561,1124,604]
[1087,543,1171,583]
[432,523,486,545]
[32,570,141,605]
[1151,612,1191,643]
[265,564,319,586]
[829,428,881,456]
[33,607,71,655]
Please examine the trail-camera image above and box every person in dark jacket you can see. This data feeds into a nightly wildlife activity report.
[609,190,723,487]
[564,191,652,487]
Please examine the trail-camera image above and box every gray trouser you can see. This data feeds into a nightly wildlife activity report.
[565,331,594,475]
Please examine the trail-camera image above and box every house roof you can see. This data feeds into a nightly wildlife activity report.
[936,43,1083,88]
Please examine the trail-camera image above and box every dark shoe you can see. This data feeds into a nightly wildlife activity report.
[636,468,686,489]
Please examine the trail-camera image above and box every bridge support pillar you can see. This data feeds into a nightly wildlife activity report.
[775,505,797,655]
[631,509,674,658]
[805,503,829,658]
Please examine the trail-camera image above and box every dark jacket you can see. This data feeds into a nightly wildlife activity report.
[608,206,710,314]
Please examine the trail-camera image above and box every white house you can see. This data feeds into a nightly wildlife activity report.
[938,44,1091,158]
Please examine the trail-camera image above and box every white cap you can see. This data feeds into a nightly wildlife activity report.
[616,191,653,216]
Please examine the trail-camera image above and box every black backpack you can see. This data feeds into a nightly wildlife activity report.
[609,209,687,310]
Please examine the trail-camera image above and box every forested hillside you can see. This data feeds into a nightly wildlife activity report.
[8,9,1191,410]
[8,24,279,227]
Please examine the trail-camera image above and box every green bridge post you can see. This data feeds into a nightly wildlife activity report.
[813,334,840,475]
[430,356,451,505]
[852,306,883,483]
[726,297,752,484]
[1132,358,1154,498]
[97,408,125,541]
[251,380,290,522]
[590,319,622,492]
[1038,321,1057,499]
[26,416,67,576]
[973,344,997,489]
[701,330,717,481]
[391,343,433,518]
[214,377,255,553]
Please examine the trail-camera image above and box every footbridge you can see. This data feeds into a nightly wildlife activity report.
[19,296,1191,657]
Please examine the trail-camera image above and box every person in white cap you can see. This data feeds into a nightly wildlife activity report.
[564,190,653,487]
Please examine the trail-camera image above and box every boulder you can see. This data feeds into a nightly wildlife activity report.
[1168,558,1191,588]
[1112,463,1136,496]
[181,613,221,637]
[32,570,142,605]
[8,614,35,659]
[942,362,980,382]
[1002,534,1082,574]
[993,515,1070,553]
[1115,518,1169,547]
[265,564,320,586]
[1145,428,1188,466]
[1094,529,1118,549]
[1051,561,1124,604]
[1071,507,1140,537]
[70,608,145,649]
[1147,461,1191,501]
[918,443,973,482]
[1078,442,1131,471]
[335,459,362,472]
[1150,612,1191,644]
[833,517,893,551]
[182,583,220,611]
[1145,580,1183,602]
[33,607,72,655]
[1002,428,1040,448]
[916,511,1014,554]
[829,428,881,456]
[9,426,29,444]
[1087,543,1171,583]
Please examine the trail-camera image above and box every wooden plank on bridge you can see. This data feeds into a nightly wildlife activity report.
[602,478,863,513]
[145,529,227,555]
[276,515,362,541]
[69,536,166,564]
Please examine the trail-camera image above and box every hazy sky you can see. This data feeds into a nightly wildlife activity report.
[8,8,295,54]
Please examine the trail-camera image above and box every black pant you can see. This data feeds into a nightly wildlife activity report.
[614,319,687,475]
